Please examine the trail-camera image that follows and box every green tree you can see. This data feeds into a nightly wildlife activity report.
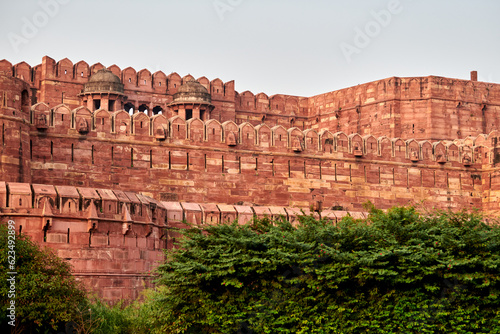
[0,224,87,334]
[146,207,500,333]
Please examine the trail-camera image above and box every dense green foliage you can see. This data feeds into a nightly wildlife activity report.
[2,207,500,333]
[0,225,87,333]
[147,207,500,333]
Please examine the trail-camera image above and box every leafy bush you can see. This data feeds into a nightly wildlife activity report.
[147,207,500,333]
[0,224,87,333]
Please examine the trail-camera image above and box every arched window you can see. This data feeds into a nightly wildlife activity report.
[152,106,163,115]
[124,103,134,115]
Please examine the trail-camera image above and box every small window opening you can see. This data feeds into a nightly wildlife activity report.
[81,72,83,77]
[129,78,131,83]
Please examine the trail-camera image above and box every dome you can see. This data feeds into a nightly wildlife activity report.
[171,79,212,105]
[82,68,124,95]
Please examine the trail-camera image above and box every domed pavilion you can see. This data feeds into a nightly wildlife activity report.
[168,79,214,120]
[79,68,126,111]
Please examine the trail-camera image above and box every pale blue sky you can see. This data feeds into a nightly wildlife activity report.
[1,0,499,97]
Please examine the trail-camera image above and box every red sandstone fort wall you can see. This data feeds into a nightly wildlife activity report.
[13,102,500,214]
[308,77,500,140]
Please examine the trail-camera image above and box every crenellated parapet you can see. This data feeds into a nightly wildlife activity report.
[26,102,500,167]
[0,180,370,302]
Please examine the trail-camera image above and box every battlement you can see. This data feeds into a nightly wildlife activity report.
[0,181,366,301]
[24,102,500,166]
[3,56,500,139]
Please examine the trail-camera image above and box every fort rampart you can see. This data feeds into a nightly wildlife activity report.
[2,56,500,301]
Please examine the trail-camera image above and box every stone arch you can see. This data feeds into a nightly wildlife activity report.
[205,119,223,143]
[153,71,167,90]
[74,61,90,81]
[182,74,195,84]
[463,136,474,148]
[319,130,334,153]
[132,112,150,136]
[487,130,500,148]
[90,62,104,74]
[167,72,182,94]
[108,64,121,78]
[72,106,92,133]
[474,134,489,148]
[187,118,204,143]
[152,106,163,115]
[433,142,447,162]
[222,121,238,146]
[170,116,187,140]
[349,133,363,155]
[52,104,71,129]
[94,109,111,133]
[240,91,256,110]
[113,110,131,134]
[447,143,460,162]
[473,145,488,164]
[122,67,137,88]
[138,104,149,114]
[272,125,288,148]
[210,78,224,96]
[460,145,473,165]
[0,59,13,76]
[255,123,272,148]
[124,102,135,115]
[303,129,319,152]
[379,136,392,158]
[270,95,284,113]
[420,141,433,161]
[255,92,269,112]
[288,127,304,151]
[13,61,31,82]
[334,132,349,153]
[56,58,73,79]
[406,139,420,161]
[364,135,378,156]
[138,69,152,89]
[151,114,169,140]
[393,138,406,160]
[239,122,256,148]
[31,102,51,127]
[197,76,210,91]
